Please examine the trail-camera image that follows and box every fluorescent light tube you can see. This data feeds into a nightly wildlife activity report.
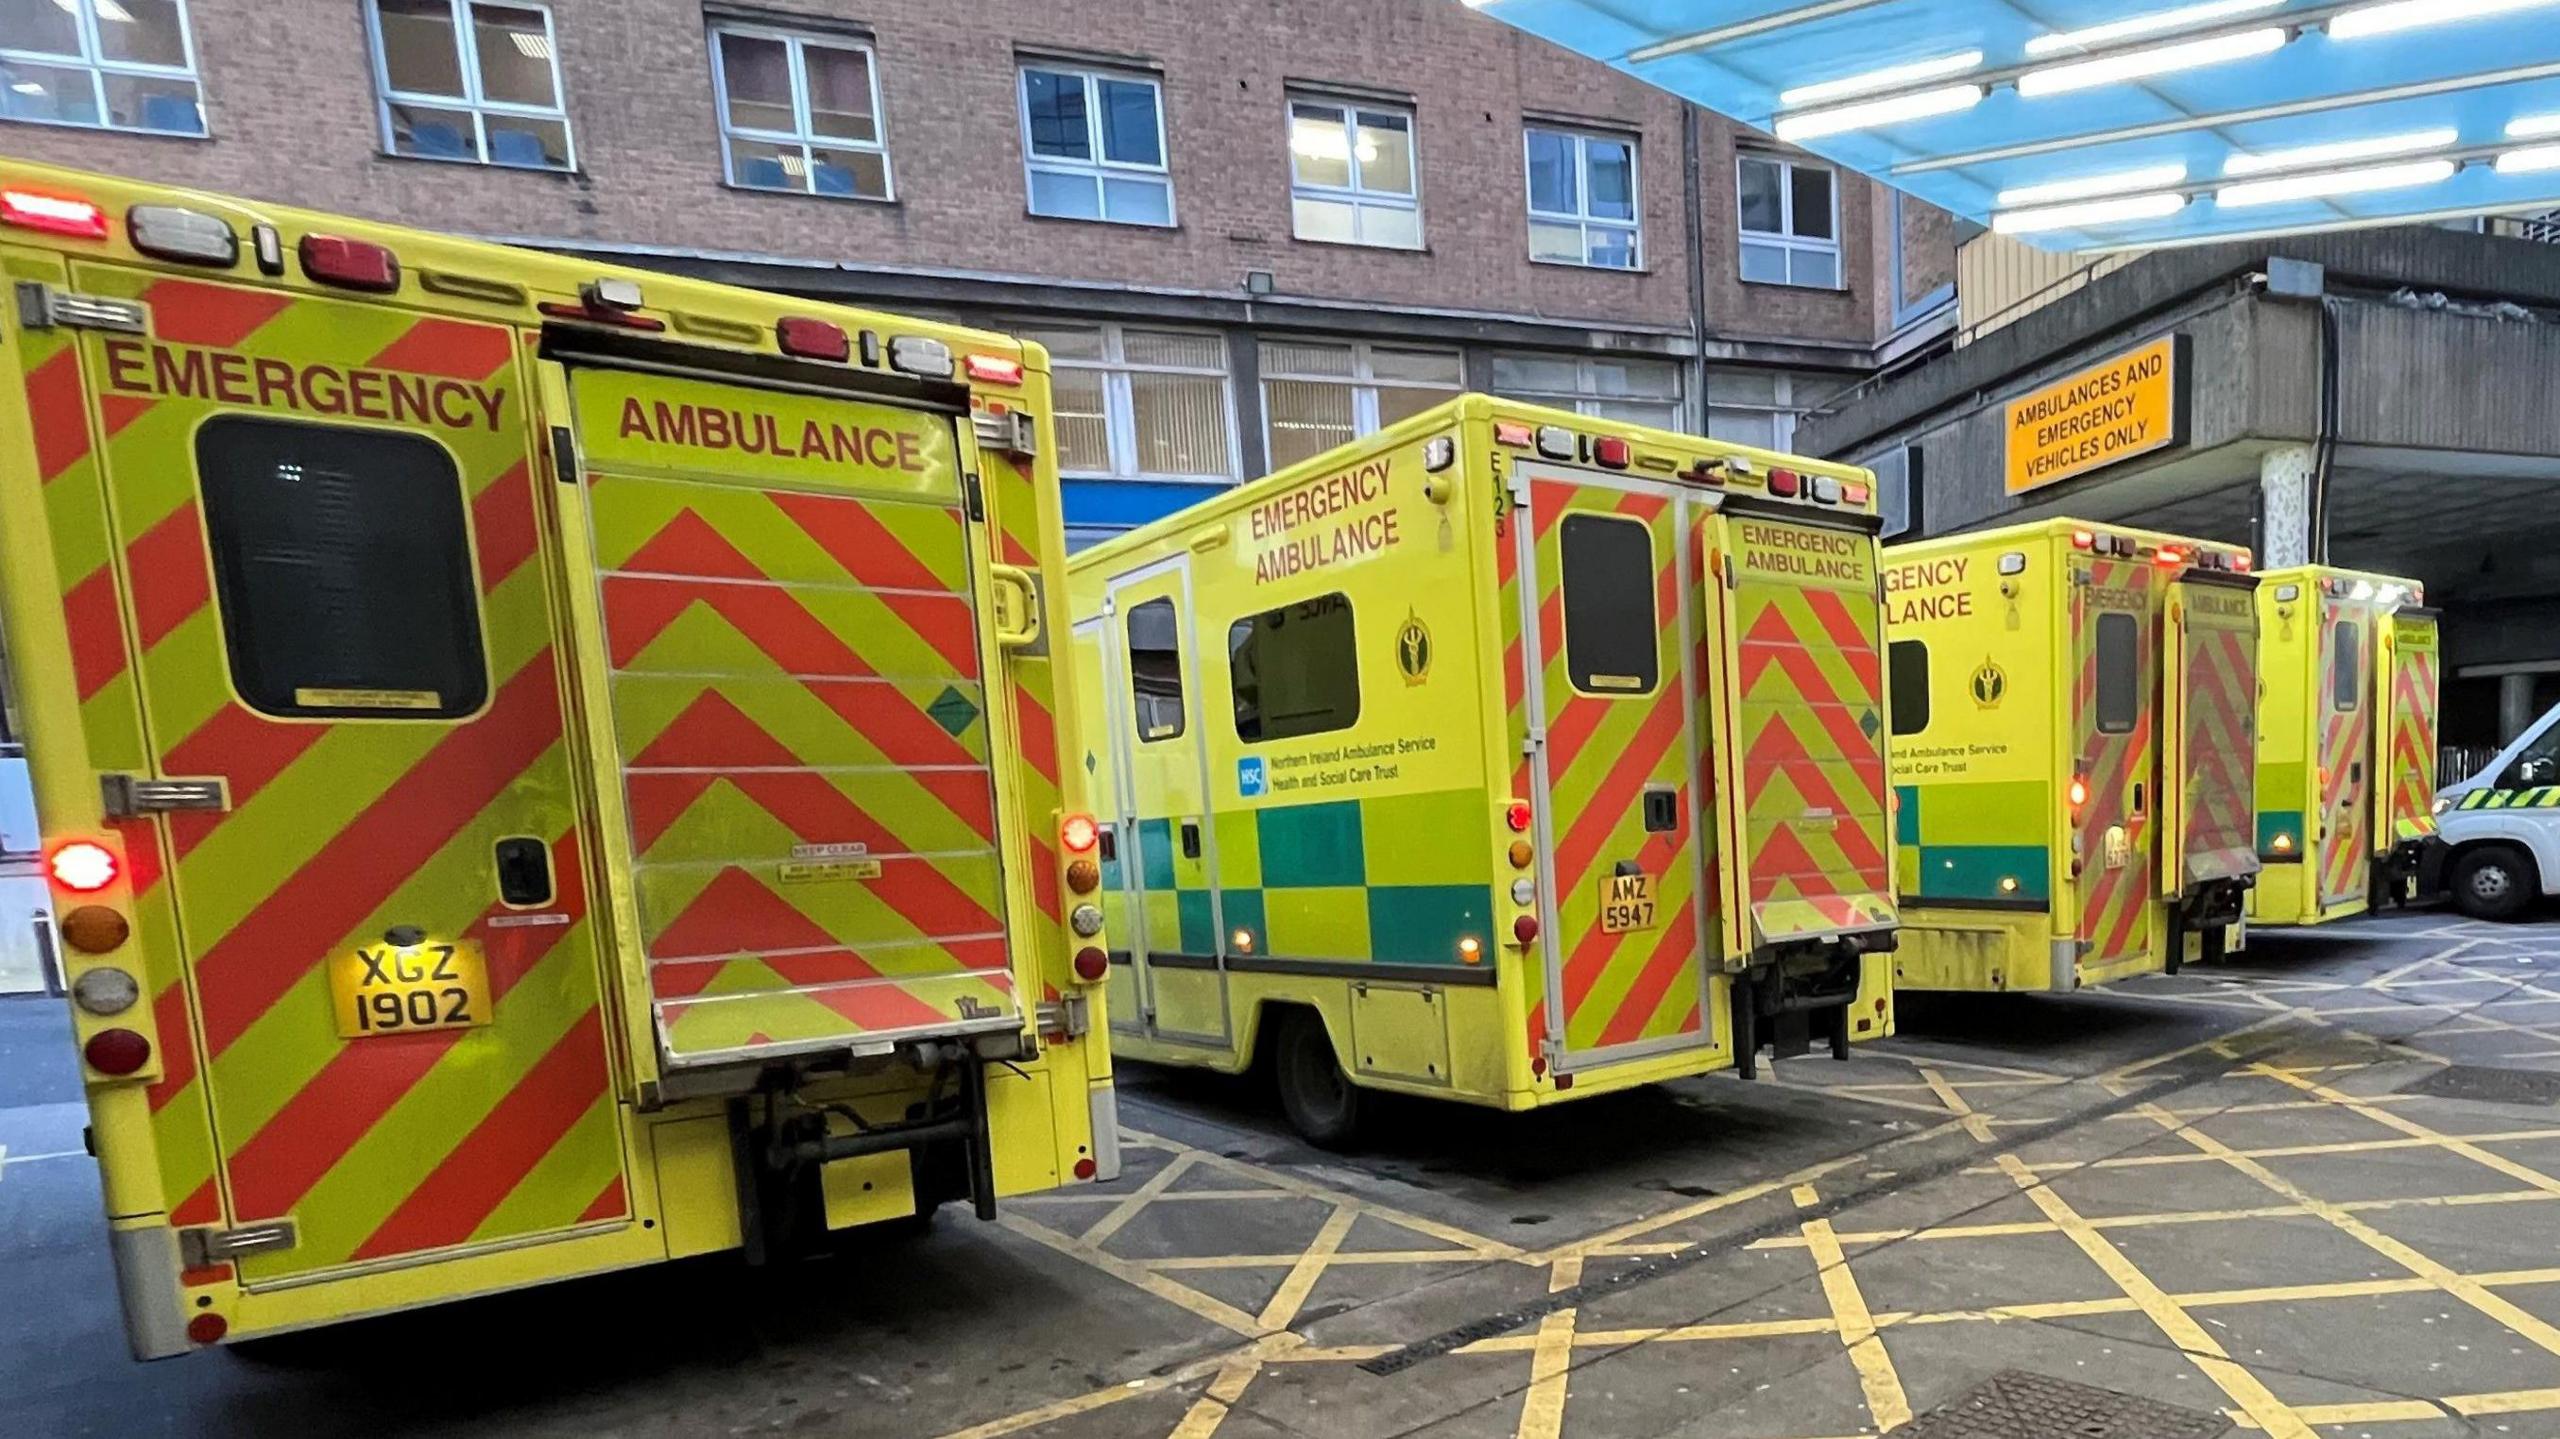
[2329,0,2560,39]
[2508,113,2560,139]
[1997,163,2189,206]
[2223,128,2458,175]
[1774,83,1982,141]
[2216,157,2457,206]
[2017,28,2285,97]
[1993,191,2188,233]
[2497,145,2560,174]
[2024,0,2283,55]
[1781,51,1984,107]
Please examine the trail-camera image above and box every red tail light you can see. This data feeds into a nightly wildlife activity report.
[1061,813,1100,853]
[1505,801,1533,834]
[777,316,851,362]
[1513,914,1540,944]
[187,1314,227,1346]
[1073,946,1107,982]
[84,1027,151,1076]
[1,188,107,238]
[299,234,400,292]
[965,353,1025,386]
[48,841,118,894]
[1073,1157,1098,1180]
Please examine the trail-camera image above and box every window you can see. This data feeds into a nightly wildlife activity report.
[1490,353,1683,430]
[196,417,486,719]
[1525,126,1638,269]
[1231,594,1359,742]
[2329,622,2361,711]
[1559,515,1659,695]
[367,0,572,169]
[1288,98,1420,249]
[1124,597,1185,741]
[2095,612,2137,735]
[1020,65,1171,225]
[0,0,202,136]
[1705,368,1850,453]
[1014,323,1235,482]
[1260,341,1462,470]
[1738,154,1839,289]
[710,25,889,200]
[1889,640,1930,735]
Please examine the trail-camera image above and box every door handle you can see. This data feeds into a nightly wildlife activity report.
[1097,823,1118,863]
[989,563,1043,651]
[493,836,553,908]
[1180,819,1202,860]
[2130,781,2146,816]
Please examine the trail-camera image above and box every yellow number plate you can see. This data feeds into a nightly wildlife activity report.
[1599,872,1660,934]
[328,941,493,1039]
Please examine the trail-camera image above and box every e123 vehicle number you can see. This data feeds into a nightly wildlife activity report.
[327,941,493,1038]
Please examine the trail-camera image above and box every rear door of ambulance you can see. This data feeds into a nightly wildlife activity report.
[554,358,1021,1071]
[2381,609,2441,854]
[2067,551,2159,972]
[2161,570,2260,901]
[2313,592,2375,911]
[23,262,630,1283]
[1696,502,1896,961]
[1516,466,1715,1069]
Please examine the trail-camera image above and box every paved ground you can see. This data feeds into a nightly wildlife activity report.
[12,909,2560,1437]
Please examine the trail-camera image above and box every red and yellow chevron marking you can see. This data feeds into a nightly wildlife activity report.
[45,269,624,1278]
[2387,623,2440,846]
[1526,479,1709,1060]
[1723,520,1894,945]
[580,425,1018,1064]
[2317,607,2374,905]
[2073,560,2156,967]
[1496,470,1548,1065]
[2176,599,2258,886]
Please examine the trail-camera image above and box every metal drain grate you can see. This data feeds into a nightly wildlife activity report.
[2397,1064,2560,1107]
[1892,1370,2228,1438]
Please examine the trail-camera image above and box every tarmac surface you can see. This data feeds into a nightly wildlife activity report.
[10,908,2560,1438]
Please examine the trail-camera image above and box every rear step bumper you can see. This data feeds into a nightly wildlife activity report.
[1731,933,1881,1079]
[728,1055,1000,1262]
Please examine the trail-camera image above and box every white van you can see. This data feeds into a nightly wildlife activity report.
[2428,703,2560,919]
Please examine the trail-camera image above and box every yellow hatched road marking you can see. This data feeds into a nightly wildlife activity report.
[997,1211,1264,1338]
[1515,1256,1583,1439]
[1257,1206,1357,1330]
[2248,1061,2560,1197]
[1749,1186,2560,1250]
[1167,1350,1267,1439]
[1976,1125,2560,1176]
[1799,1204,1910,1431]
[1919,1066,1996,1142]
[1077,1149,1201,1246]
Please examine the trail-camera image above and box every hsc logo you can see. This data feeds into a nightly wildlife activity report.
[1238,756,1267,797]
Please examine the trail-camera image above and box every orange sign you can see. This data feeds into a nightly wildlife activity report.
[2004,336,2187,494]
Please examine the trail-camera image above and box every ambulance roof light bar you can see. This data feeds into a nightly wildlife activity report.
[300,234,400,293]
[2,187,108,239]
[776,315,851,362]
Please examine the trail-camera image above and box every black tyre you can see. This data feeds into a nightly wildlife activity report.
[1271,1010,1362,1148]
[2450,846,2534,921]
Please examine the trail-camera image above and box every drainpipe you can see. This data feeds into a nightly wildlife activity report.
[1683,102,1709,436]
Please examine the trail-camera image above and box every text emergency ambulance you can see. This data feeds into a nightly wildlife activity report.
[0,162,1112,1356]
[2248,566,2437,924]
[1883,521,2259,992]
[1065,396,1897,1145]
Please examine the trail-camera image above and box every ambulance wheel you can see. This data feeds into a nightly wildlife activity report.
[1272,1010,1362,1149]
[2450,845,2534,921]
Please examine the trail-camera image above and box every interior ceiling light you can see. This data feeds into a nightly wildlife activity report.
[2497,144,2560,173]
[1780,50,1983,107]
[2223,127,2459,175]
[2023,0,2284,55]
[2017,27,2286,97]
[1997,162,2189,207]
[2216,156,2458,206]
[1773,83,1982,141]
[2509,113,2560,138]
[2329,0,2560,38]
[1993,191,2188,233]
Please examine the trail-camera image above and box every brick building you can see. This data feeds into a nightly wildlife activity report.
[1,0,1959,537]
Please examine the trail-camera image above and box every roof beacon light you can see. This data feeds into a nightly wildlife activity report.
[583,277,644,311]
[1,188,107,238]
[2071,528,2095,550]
[776,315,851,362]
[888,335,954,378]
[126,205,239,266]
[1592,436,1632,470]
[964,353,1025,385]
[2016,28,2285,97]
[300,234,401,292]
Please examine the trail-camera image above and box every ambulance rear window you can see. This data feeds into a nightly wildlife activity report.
[1230,593,1359,743]
[2329,621,2360,711]
[1888,641,1929,735]
[2095,612,2137,735]
[1559,513,1658,696]
[195,416,488,720]
[1124,597,1186,742]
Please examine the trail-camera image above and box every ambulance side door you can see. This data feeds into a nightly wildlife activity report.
[1072,616,1147,1038]
[2069,553,2157,967]
[2315,598,2373,906]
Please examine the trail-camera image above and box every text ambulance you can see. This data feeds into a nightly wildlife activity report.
[1066,395,1897,1145]
[0,162,1110,1355]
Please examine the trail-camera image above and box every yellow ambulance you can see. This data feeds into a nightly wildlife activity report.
[1065,395,1897,1145]
[0,161,1112,1356]
[1884,520,2259,992]
[2249,566,2437,924]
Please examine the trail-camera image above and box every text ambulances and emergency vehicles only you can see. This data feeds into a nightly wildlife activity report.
[1884,521,2259,992]
[0,162,1113,1356]
[1067,396,1898,1144]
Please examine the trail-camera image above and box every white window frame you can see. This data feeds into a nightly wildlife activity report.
[1490,353,1684,428]
[364,0,576,171]
[1260,340,1462,439]
[1738,153,1841,290]
[1287,95,1422,250]
[0,0,204,137]
[1035,322,1239,483]
[1017,64,1174,228]
[1524,125,1640,270]
[707,24,891,201]
[1705,370,1838,453]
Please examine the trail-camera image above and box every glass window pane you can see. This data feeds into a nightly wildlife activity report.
[1739,157,1783,235]
[103,72,202,134]
[1560,514,1659,694]
[484,112,567,168]
[197,415,487,719]
[1587,138,1634,220]
[1790,164,1835,239]
[1230,594,1359,743]
[1529,218,1585,264]
[1100,174,1171,225]
[1359,202,1421,250]
[388,101,478,159]
[803,42,877,143]
[727,136,801,191]
[95,0,190,67]
[1490,354,1579,394]
[1889,641,1929,735]
[1023,69,1089,160]
[1291,194,1356,244]
[1791,247,1841,289]
[1368,347,1461,386]
[2096,612,2138,734]
[1125,597,1186,742]
[1706,368,1782,406]
[0,59,100,125]
[1029,166,1101,219]
[1130,371,1231,477]
[812,146,889,199]
[1048,364,1110,472]
[1261,341,1355,379]
[1264,379,1356,470]
[1016,324,1106,363]
[0,0,83,57]
[1122,330,1223,370]
[1374,382,1459,429]
[1355,111,1414,197]
[2330,621,2360,710]
[468,4,556,109]
[1589,358,1677,399]
[1589,398,1682,429]
[377,0,467,99]
[1587,224,1637,269]
[718,32,794,133]
[1707,407,1781,450]
[1739,239,1788,284]
[1525,128,1575,214]
[1097,77,1159,166]
[1289,103,1351,190]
